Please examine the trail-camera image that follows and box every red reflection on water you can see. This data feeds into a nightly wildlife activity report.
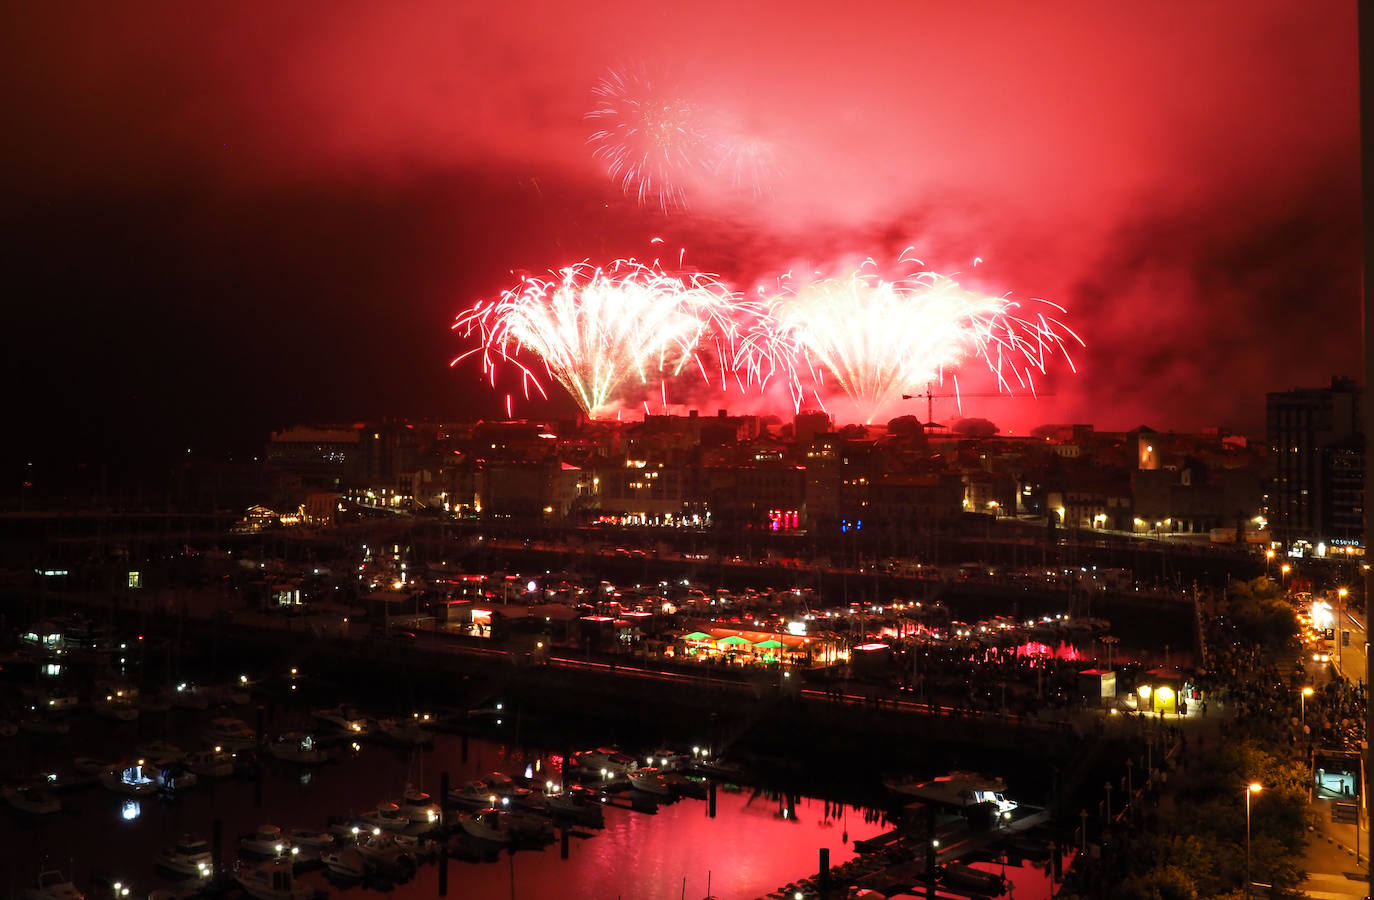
[401,790,885,900]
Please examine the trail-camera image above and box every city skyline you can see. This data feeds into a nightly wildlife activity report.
[0,1,1360,469]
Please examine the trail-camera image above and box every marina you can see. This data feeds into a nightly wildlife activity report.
[0,690,898,900]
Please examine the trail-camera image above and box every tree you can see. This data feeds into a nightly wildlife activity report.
[886,415,924,438]
[952,417,999,437]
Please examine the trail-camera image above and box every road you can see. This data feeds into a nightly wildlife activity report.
[1334,605,1368,687]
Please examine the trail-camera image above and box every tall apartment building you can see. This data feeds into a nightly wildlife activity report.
[1266,376,1364,551]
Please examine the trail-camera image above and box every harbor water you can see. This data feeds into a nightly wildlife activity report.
[0,702,887,900]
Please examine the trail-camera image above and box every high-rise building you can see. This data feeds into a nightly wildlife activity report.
[1266,376,1364,551]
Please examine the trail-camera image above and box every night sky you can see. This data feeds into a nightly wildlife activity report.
[1,1,1360,473]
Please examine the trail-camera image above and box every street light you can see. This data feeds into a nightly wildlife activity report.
[1265,548,1275,575]
[1337,587,1349,667]
[1246,782,1262,891]
[1301,686,1314,723]
[1280,563,1291,589]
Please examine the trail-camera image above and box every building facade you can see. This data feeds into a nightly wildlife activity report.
[1266,376,1364,552]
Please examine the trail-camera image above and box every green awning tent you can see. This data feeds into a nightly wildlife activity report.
[755,639,784,649]
[718,635,754,646]
[682,632,712,641]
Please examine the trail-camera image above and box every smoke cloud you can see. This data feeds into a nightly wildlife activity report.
[1,0,1359,449]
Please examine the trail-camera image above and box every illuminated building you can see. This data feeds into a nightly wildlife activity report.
[1266,376,1364,552]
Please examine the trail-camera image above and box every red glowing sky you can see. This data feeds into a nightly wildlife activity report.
[1,1,1360,455]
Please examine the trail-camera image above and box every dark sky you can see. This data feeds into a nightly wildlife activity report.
[1,1,1361,471]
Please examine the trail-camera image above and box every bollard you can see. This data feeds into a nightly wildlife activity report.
[560,826,570,860]
[818,847,830,899]
[708,781,717,818]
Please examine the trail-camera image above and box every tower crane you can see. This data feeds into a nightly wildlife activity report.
[899,382,1052,426]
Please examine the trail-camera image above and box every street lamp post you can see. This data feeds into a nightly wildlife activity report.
[1281,564,1292,590]
[1302,686,1314,723]
[1100,635,1119,673]
[1338,587,1349,669]
[1265,548,1275,576]
[1246,782,1263,892]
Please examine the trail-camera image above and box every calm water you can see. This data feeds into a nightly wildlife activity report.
[0,703,886,900]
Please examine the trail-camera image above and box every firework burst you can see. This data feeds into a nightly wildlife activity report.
[743,258,1082,423]
[452,259,740,418]
[586,65,710,212]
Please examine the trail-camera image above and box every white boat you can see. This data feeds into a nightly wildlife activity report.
[320,847,367,879]
[327,819,369,843]
[886,771,1018,816]
[310,704,371,736]
[391,832,438,857]
[186,748,236,778]
[646,749,692,771]
[447,774,527,810]
[459,807,551,843]
[392,785,441,830]
[154,837,213,878]
[359,802,412,832]
[205,717,257,750]
[151,762,198,792]
[23,871,84,900]
[456,808,511,843]
[240,824,291,857]
[4,785,62,815]
[355,831,416,870]
[267,733,329,765]
[445,779,487,809]
[285,828,336,852]
[571,747,637,777]
[99,763,159,795]
[136,740,187,763]
[91,694,139,721]
[627,767,673,797]
[233,859,316,900]
[373,717,432,747]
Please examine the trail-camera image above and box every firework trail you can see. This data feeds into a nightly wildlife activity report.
[586,65,780,209]
[451,259,740,418]
[586,65,709,212]
[711,133,778,198]
[742,257,1082,424]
